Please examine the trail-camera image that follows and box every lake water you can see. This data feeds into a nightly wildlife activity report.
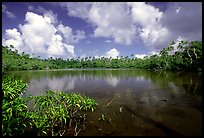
[8,69,202,136]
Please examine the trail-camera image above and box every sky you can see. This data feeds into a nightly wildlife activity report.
[2,2,202,59]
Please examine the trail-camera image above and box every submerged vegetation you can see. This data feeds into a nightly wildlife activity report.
[2,40,202,72]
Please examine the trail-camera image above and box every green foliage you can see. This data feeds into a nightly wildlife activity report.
[27,90,97,136]
[2,75,97,136]
[2,76,27,101]
[2,40,202,72]
[2,76,29,136]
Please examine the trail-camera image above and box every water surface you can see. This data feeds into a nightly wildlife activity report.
[8,69,202,136]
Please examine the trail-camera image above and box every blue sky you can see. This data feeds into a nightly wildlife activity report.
[2,2,202,59]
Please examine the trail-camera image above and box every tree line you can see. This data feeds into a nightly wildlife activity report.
[2,40,202,72]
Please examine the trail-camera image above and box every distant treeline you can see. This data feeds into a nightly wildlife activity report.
[2,40,202,72]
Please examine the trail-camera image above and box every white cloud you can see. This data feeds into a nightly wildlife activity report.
[135,51,159,59]
[3,2,201,59]
[89,3,136,45]
[104,48,120,59]
[2,11,85,59]
[74,30,86,43]
[19,12,57,55]
[132,2,201,52]
[60,2,170,48]
[128,2,162,26]
[61,2,136,46]
[128,2,170,50]
[139,25,169,49]
[148,51,159,56]
[48,34,74,58]
[43,10,58,24]
[135,54,147,59]
[57,24,85,44]
[2,28,24,51]
[57,24,74,43]
[63,2,92,19]
[2,4,16,19]
[27,5,58,24]
[61,2,201,52]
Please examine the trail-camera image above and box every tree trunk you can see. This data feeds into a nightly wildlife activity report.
[187,49,192,64]
[193,48,197,59]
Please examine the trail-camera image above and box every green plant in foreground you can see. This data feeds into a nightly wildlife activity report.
[2,76,29,136]
[27,90,98,136]
[2,75,98,136]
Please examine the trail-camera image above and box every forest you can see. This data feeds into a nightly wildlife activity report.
[2,40,202,73]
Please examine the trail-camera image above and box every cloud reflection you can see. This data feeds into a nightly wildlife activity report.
[26,76,76,96]
[105,75,120,87]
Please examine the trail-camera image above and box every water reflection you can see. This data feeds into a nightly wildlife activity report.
[8,69,202,101]
[8,69,202,136]
[26,76,77,96]
[105,75,120,87]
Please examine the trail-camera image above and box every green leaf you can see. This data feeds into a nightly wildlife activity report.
[42,131,47,135]
[76,104,80,107]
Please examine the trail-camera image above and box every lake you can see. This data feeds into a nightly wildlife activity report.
[8,69,202,136]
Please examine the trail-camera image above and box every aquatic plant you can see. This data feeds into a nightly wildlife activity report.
[2,76,29,136]
[27,90,98,136]
[2,75,97,136]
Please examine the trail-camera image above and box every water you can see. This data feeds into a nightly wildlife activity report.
[8,69,202,136]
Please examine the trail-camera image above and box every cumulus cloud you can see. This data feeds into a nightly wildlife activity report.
[48,34,75,58]
[57,24,85,44]
[128,2,170,50]
[104,48,120,59]
[3,2,201,59]
[27,5,58,24]
[19,12,57,55]
[128,2,162,26]
[61,2,136,45]
[59,2,201,51]
[63,2,92,19]
[2,4,16,19]
[136,2,202,51]
[3,28,24,51]
[89,3,136,45]
[2,11,85,59]
[43,10,58,25]
[60,2,167,47]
